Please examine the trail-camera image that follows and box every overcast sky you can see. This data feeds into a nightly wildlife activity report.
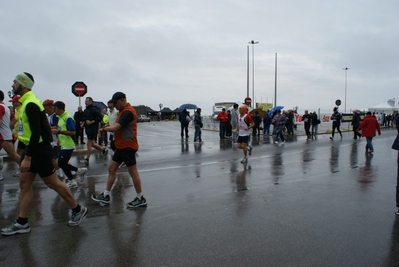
[1,0,397,115]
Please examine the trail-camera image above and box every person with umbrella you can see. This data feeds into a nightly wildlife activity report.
[179,109,190,139]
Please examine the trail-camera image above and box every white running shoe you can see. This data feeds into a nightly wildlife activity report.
[75,167,87,182]
[66,179,78,189]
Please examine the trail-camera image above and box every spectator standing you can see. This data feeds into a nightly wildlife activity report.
[81,97,108,165]
[357,111,381,153]
[178,109,190,139]
[351,110,362,139]
[193,108,202,143]
[1,72,87,236]
[91,92,147,208]
[329,107,342,141]
[252,111,262,136]
[216,108,228,139]
[286,110,294,135]
[302,110,312,140]
[263,111,272,136]
[311,111,320,138]
[226,110,232,138]
[73,106,85,145]
[386,114,392,127]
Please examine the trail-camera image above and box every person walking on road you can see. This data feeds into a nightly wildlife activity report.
[272,109,287,145]
[330,107,342,141]
[193,108,202,143]
[51,101,87,189]
[234,105,254,163]
[311,111,320,138]
[81,97,108,165]
[351,110,362,140]
[179,109,190,139]
[1,72,87,236]
[91,92,147,208]
[357,111,381,154]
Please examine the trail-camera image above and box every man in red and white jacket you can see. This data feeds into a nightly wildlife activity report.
[357,111,381,154]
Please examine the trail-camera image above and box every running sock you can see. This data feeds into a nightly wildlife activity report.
[137,192,143,199]
[104,190,110,197]
[17,217,28,225]
[72,205,81,214]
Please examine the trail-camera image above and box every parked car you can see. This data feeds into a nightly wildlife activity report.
[137,114,151,122]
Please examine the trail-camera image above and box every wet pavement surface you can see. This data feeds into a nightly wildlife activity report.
[1,121,399,266]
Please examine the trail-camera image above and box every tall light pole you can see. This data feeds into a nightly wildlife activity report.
[246,46,249,98]
[249,40,259,108]
[274,53,277,107]
[342,67,349,113]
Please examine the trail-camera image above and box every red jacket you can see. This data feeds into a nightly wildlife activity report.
[357,115,381,138]
[217,112,228,123]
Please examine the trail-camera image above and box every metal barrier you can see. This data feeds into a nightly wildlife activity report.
[190,116,219,131]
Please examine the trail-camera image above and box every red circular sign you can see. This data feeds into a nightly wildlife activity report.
[71,82,87,97]
[244,97,252,105]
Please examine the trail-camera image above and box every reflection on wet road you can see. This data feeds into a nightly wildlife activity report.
[1,122,398,266]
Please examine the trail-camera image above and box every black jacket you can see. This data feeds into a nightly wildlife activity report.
[83,104,103,135]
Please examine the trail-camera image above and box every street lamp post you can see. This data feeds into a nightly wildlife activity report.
[342,67,349,113]
[248,40,259,108]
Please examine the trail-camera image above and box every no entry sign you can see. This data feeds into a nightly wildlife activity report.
[71,81,87,97]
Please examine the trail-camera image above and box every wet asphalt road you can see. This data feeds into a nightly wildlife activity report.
[1,121,399,267]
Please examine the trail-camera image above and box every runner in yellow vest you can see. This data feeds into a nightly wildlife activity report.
[1,72,87,236]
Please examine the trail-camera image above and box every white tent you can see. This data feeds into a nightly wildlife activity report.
[368,101,398,114]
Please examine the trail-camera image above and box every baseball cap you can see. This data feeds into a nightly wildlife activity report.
[110,92,126,104]
[9,95,21,103]
[43,99,54,107]
[53,101,65,110]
